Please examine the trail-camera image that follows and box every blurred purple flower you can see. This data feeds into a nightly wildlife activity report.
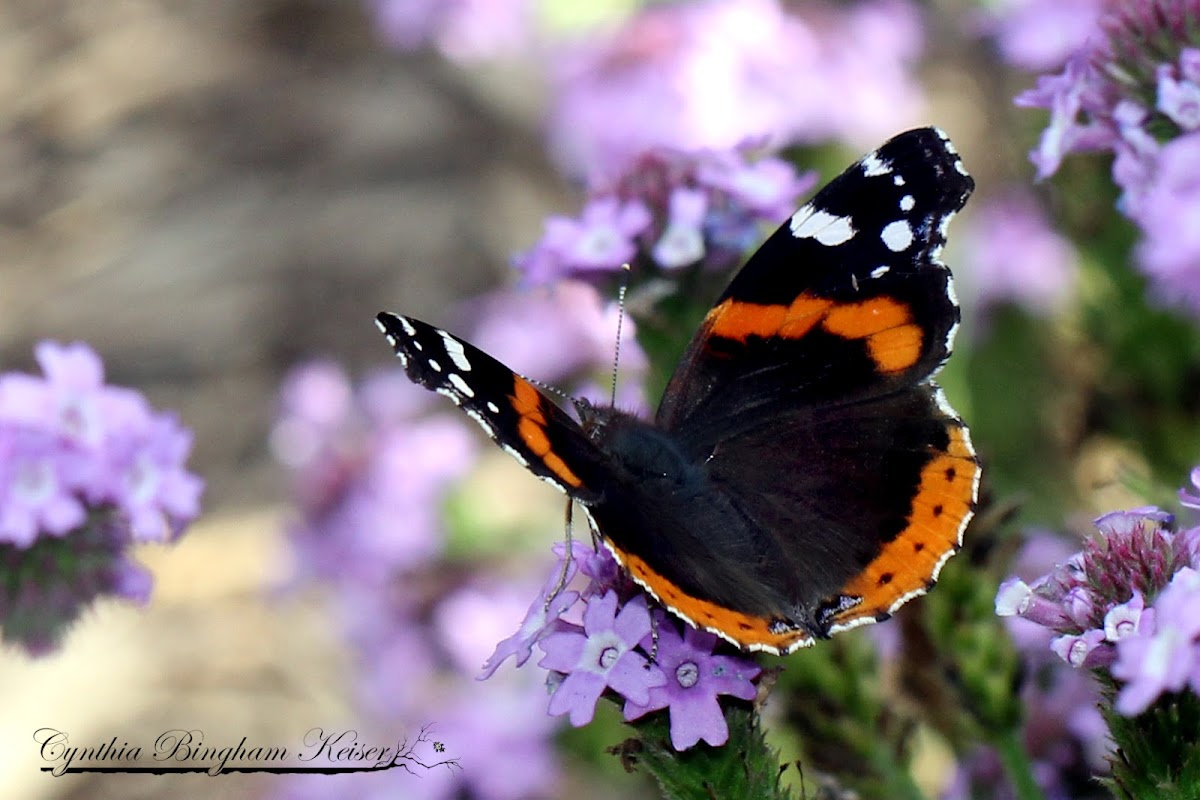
[651,188,709,269]
[539,592,665,725]
[958,189,1079,317]
[368,0,533,61]
[547,0,925,178]
[514,145,814,287]
[1181,467,1200,509]
[623,615,760,750]
[0,427,87,547]
[465,281,648,393]
[479,569,579,678]
[0,341,203,653]
[1133,131,1200,312]
[974,0,1104,71]
[537,198,653,275]
[102,413,203,541]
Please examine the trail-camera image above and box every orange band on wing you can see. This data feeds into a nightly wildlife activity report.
[705,294,833,343]
[704,293,923,374]
[509,379,583,488]
[606,543,813,654]
[831,423,979,626]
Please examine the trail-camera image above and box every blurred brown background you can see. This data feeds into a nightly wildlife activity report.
[0,1,569,797]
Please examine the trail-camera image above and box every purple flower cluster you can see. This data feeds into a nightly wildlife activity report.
[996,501,1200,716]
[0,341,203,653]
[975,0,1104,71]
[483,540,761,751]
[1015,1,1200,315]
[547,0,928,178]
[367,0,534,61]
[515,145,815,287]
[273,286,651,796]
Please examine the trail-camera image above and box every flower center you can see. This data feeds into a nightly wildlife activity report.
[598,646,619,670]
[675,660,699,689]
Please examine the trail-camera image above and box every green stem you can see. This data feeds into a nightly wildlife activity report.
[993,727,1048,800]
[859,737,928,800]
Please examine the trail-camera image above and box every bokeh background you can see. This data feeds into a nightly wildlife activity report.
[1,1,1197,799]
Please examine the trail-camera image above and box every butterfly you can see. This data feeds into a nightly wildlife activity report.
[376,127,979,654]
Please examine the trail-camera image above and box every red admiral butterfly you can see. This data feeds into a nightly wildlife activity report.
[377,128,980,654]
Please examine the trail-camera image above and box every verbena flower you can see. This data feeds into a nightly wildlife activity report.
[975,0,1104,71]
[481,535,762,751]
[997,502,1200,718]
[368,0,534,61]
[0,341,203,654]
[547,0,926,178]
[622,614,761,751]
[538,592,666,725]
[1016,1,1200,315]
[515,145,814,289]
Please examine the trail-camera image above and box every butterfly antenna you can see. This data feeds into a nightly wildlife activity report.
[610,263,631,407]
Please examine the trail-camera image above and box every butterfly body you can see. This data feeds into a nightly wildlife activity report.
[377,127,980,654]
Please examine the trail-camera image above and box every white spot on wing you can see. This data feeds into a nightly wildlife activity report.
[500,443,530,468]
[893,175,906,186]
[439,330,473,372]
[861,151,891,177]
[881,220,914,252]
[486,401,500,414]
[427,358,442,372]
[870,265,889,279]
[899,195,915,212]
[791,206,855,246]
[399,317,418,337]
[448,372,475,398]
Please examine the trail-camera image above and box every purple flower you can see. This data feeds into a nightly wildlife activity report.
[1181,467,1200,510]
[1133,131,1200,313]
[696,153,804,216]
[534,198,652,277]
[995,508,1187,645]
[1015,4,1200,316]
[0,427,87,547]
[100,413,204,541]
[538,592,666,725]
[368,0,533,61]
[623,615,760,750]
[464,281,648,387]
[651,188,708,269]
[1016,51,1115,180]
[958,189,1078,317]
[975,0,1104,71]
[514,144,813,289]
[546,0,926,178]
[479,548,581,679]
[1051,629,1111,668]
[1112,567,1200,714]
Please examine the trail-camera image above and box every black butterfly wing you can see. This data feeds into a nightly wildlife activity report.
[657,127,973,433]
[375,312,609,503]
